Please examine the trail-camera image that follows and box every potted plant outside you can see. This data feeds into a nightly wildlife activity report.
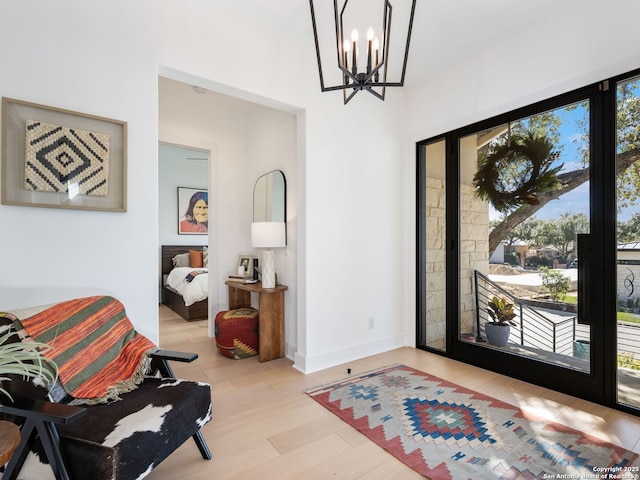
[485,296,517,346]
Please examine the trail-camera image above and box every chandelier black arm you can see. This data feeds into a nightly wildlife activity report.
[309,0,327,91]
[320,81,405,93]
[398,0,417,86]
[309,0,416,102]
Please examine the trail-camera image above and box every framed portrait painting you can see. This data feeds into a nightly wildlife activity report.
[1,97,127,211]
[178,187,208,234]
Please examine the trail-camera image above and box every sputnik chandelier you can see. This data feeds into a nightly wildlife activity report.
[309,0,416,104]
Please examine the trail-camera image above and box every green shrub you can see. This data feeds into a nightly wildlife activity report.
[618,352,640,370]
[539,267,571,302]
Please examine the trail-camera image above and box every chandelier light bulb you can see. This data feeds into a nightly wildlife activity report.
[351,28,359,42]
[367,26,374,41]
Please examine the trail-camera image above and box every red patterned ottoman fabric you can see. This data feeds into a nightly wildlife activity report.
[214,308,259,359]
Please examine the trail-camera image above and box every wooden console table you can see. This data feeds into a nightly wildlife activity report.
[225,281,288,362]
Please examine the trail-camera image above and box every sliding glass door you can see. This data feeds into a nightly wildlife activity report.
[416,72,640,408]
[417,139,447,351]
[457,99,594,374]
[615,74,640,409]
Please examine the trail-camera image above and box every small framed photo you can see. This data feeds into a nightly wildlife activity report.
[237,255,254,276]
[2,97,127,211]
[178,187,208,234]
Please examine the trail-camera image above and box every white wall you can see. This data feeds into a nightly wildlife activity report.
[2,0,637,373]
[245,108,298,358]
[405,5,640,143]
[0,2,163,341]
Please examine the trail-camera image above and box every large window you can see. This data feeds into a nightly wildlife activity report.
[417,68,640,413]
[615,74,640,409]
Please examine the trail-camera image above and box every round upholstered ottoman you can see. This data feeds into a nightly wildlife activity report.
[214,308,259,359]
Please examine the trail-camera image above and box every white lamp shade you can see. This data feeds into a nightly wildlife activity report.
[251,222,286,248]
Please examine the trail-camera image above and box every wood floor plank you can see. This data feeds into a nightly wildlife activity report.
[148,305,640,479]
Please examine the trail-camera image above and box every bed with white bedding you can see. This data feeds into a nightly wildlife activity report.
[161,245,208,321]
[166,267,208,306]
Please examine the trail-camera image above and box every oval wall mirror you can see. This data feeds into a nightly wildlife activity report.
[253,169,286,241]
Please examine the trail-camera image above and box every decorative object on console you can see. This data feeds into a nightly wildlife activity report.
[308,0,417,104]
[251,222,286,289]
[236,254,254,277]
[253,258,259,281]
[2,97,127,211]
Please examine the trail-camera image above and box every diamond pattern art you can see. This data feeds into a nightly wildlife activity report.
[25,120,110,196]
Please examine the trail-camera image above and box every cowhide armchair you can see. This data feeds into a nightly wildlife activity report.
[0,297,212,480]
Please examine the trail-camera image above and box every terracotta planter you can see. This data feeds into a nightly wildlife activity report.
[485,322,511,346]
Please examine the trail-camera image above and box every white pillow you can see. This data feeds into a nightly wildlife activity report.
[172,252,190,268]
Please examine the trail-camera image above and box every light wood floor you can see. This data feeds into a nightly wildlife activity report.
[148,305,640,479]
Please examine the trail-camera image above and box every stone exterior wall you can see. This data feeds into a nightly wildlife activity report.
[425,177,446,348]
[425,177,489,347]
[460,183,489,335]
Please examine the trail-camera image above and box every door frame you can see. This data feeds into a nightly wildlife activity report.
[415,72,640,411]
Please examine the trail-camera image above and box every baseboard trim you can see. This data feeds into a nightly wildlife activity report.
[293,335,406,374]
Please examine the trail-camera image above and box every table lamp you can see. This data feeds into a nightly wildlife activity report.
[251,222,286,288]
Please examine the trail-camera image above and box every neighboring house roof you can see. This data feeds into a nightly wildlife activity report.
[618,241,640,251]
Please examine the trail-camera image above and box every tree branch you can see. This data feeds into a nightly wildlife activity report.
[488,148,640,255]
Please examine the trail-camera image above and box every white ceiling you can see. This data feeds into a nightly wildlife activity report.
[167,1,578,110]
[217,0,574,89]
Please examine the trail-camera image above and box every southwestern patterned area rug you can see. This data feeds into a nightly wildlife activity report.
[306,364,640,479]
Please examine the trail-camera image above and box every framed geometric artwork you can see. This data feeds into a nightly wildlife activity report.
[1,97,127,211]
[178,186,208,234]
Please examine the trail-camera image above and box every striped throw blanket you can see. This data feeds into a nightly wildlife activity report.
[12,296,156,404]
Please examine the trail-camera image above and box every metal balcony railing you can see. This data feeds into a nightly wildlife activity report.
[474,270,579,355]
[474,269,640,363]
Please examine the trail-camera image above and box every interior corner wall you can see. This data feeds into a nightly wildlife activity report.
[245,107,298,359]
[298,93,411,373]
[0,0,418,371]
